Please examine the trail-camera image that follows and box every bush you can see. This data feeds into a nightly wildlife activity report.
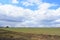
[6,26,9,28]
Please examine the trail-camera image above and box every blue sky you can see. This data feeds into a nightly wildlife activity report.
[0,0,60,27]
[43,0,60,4]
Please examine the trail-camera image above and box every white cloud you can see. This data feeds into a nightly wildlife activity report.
[12,0,19,4]
[26,0,42,4]
[0,4,25,17]
[21,0,42,6]
[55,19,60,22]
[21,2,34,6]
[0,0,60,27]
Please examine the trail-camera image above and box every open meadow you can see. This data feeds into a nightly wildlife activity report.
[0,28,60,40]
[1,28,60,35]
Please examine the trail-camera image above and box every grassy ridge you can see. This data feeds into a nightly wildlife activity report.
[1,28,60,35]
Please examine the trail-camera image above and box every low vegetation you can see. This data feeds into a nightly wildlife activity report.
[0,28,60,40]
[2,28,60,35]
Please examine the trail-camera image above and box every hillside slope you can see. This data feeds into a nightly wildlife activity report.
[0,29,60,40]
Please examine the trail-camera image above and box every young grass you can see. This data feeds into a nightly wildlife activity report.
[1,28,60,35]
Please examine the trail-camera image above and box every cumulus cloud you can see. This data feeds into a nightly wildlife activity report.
[21,0,42,6]
[0,0,60,27]
[12,0,19,4]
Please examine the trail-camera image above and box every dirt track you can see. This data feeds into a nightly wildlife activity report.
[0,29,60,40]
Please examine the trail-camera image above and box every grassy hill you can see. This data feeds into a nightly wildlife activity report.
[2,28,60,35]
[0,28,60,40]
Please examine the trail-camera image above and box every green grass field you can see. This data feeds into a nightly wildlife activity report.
[1,28,60,35]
